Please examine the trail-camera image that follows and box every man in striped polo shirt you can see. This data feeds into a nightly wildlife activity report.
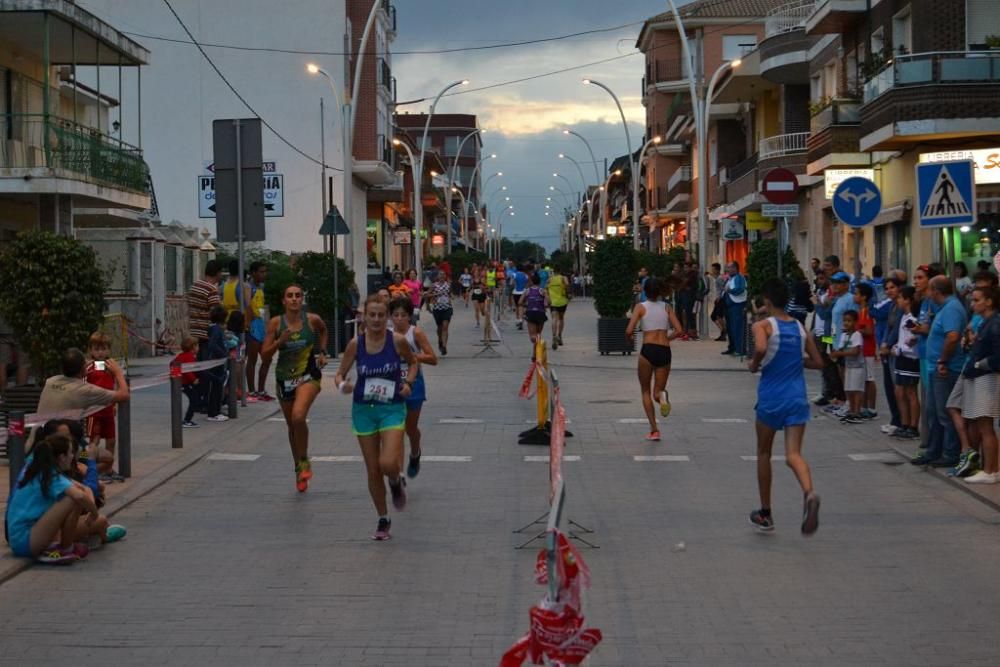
[186,260,223,413]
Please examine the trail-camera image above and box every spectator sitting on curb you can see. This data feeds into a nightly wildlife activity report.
[33,348,130,452]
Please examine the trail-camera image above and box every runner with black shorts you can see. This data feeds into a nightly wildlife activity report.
[625,277,682,441]
[427,271,454,356]
[471,275,488,328]
[261,284,328,492]
[520,273,549,344]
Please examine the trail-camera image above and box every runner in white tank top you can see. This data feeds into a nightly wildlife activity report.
[389,296,437,479]
[625,277,684,442]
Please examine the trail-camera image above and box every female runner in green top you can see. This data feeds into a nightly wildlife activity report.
[261,284,328,492]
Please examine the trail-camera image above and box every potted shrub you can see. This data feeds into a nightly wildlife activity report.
[591,236,636,355]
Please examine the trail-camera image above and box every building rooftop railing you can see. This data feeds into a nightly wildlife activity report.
[764,0,816,38]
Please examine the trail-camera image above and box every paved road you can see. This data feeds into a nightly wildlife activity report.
[3,300,1000,666]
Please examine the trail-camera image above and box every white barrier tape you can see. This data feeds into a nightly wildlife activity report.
[20,358,234,429]
[179,358,229,373]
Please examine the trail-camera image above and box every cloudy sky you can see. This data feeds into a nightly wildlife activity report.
[393,0,667,250]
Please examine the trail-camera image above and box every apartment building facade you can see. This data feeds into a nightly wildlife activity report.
[640,0,1000,275]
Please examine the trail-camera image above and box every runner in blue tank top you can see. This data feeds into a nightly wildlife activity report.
[335,295,419,541]
[747,279,825,535]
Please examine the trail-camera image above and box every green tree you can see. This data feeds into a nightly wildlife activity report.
[746,238,802,299]
[549,250,575,276]
[591,236,637,318]
[0,231,108,379]
[293,252,354,321]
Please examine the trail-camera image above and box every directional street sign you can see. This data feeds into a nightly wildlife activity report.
[832,176,881,227]
[762,168,799,205]
[915,159,976,228]
[761,203,799,218]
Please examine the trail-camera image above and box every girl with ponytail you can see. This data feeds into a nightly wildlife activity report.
[5,434,100,564]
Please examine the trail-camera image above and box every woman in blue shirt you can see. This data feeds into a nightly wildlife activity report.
[5,434,99,564]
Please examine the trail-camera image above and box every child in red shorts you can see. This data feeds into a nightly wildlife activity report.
[85,331,122,482]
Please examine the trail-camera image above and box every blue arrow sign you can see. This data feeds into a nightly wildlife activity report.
[832,177,882,228]
[915,159,976,228]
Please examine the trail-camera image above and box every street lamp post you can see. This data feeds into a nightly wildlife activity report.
[465,154,497,228]
[552,173,578,201]
[445,128,483,256]
[599,168,623,231]
[416,79,469,282]
[450,186,470,252]
[391,137,420,265]
[482,171,503,194]
[562,128,602,182]
[549,184,572,209]
[637,135,663,250]
[583,79,641,250]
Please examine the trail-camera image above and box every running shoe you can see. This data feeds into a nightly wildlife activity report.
[749,509,774,532]
[182,420,200,428]
[407,454,421,479]
[952,450,981,478]
[812,396,831,407]
[298,459,313,482]
[880,424,899,435]
[551,339,558,350]
[246,393,260,403]
[105,525,127,543]
[372,517,392,541]
[295,460,312,493]
[965,471,998,484]
[840,413,863,424]
[861,409,878,420]
[257,392,275,402]
[645,431,661,442]
[389,477,407,510]
[36,545,79,565]
[801,493,821,535]
[910,453,934,465]
[659,391,671,419]
[206,414,229,422]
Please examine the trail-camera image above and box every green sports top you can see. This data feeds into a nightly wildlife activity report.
[275,315,316,382]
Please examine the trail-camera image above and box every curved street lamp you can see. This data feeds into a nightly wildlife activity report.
[563,128,602,182]
[445,127,484,254]
[415,79,469,280]
[583,78,641,250]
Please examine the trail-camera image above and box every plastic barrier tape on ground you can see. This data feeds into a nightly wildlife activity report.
[24,358,229,428]
[500,531,602,666]
[549,391,567,504]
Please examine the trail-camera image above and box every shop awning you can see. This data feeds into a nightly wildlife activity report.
[871,198,911,227]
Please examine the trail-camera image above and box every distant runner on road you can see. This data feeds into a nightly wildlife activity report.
[625,277,682,442]
[747,278,824,535]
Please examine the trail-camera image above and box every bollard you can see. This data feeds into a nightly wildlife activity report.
[170,367,183,449]
[227,357,239,419]
[117,379,132,478]
[7,410,25,493]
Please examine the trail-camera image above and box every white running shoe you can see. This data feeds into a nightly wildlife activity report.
[206,414,229,422]
[964,471,998,484]
[881,425,899,435]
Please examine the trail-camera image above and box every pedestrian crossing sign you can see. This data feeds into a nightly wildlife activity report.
[915,159,976,228]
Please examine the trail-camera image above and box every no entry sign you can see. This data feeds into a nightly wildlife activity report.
[762,168,799,205]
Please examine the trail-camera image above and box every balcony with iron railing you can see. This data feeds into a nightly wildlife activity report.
[758,132,809,160]
[860,51,1000,150]
[377,58,396,100]
[759,1,818,84]
[1,114,148,192]
[379,0,397,34]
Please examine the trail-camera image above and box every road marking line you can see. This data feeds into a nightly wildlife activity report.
[633,455,690,462]
[618,418,651,424]
[310,455,472,463]
[524,455,581,462]
[848,452,902,462]
[267,417,310,423]
[702,418,748,423]
[525,419,572,424]
[741,455,786,461]
[207,453,261,462]
[438,418,484,424]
